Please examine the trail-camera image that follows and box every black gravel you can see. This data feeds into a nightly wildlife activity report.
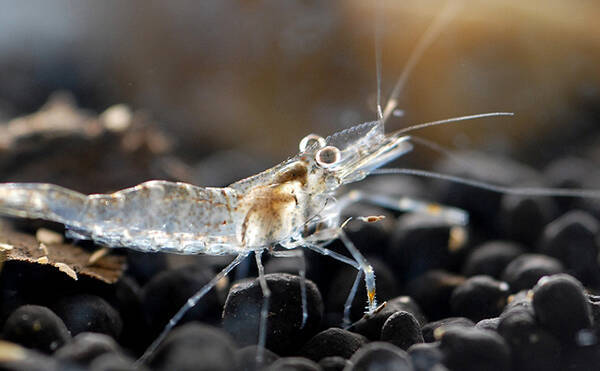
[531,274,593,344]
[264,357,321,371]
[222,273,323,355]
[348,342,413,371]
[450,275,510,322]
[54,332,123,365]
[52,294,123,340]
[462,240,525,278]
[497,308,561,371]
[1,108,600,371]
[298,328,367,362]
[380,311,424,350]
[408,342,444,371]
[2,304,70,353]
[318,356,350,371]
[421,317,475,343]
[439,326,511,371]
[148,323,237,371]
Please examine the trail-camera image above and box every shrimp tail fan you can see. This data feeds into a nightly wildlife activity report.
[0,183,86,225]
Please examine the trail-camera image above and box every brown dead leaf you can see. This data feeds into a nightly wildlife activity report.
[0,223,125,284]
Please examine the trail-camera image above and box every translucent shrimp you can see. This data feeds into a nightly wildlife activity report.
[0,110,512,362]
[2,1,600,367]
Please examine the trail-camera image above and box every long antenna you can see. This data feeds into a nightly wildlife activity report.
[372,168,600,199]
[375,0,384,121]
[381,1,460,124]
[388,112,514,137]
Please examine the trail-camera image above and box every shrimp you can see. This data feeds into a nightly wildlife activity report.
[1,1,599,367]
[0,108,518,361]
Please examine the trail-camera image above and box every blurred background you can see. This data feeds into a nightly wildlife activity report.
[0,0,599,190]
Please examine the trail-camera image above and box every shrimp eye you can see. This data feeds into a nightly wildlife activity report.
[315,146,341,168]
[299,134,326,152]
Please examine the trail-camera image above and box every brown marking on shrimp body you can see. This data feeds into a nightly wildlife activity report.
[240,183,298,246]
[275,162,308,186]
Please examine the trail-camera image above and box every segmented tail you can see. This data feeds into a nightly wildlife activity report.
[0,183,86,225]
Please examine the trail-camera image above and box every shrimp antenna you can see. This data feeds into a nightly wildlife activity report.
[381,0,461,125]
[375,0,384,121]
[372,168,600,199]
[388,112,514,137]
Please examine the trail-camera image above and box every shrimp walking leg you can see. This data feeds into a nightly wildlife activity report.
[343,269,364,328]
[306,244,360,269]
[338,230,377,314]
[306,244,364,325]
[254,250,271,365]
[137,253,250,365]
[270,249,308,328]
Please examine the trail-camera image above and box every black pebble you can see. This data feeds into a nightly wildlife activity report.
[475,317,500,331]
[387,213,464,283]
[380,311,424,350]
[501,254,564,292]
[347,342,414,371]
[141,264,219,338]
[0,343,62,371]
[462,241,524,279]
[318,356,350,371]
[54,332,122,365]
[405,270,465,321]
[125,251,168,286]
[264,357,322,371]
[560,342,600,371]
[52,294,123,340]
[501,290,534,316]
[236,345,279,371]
[498,194,556,246]
[497,309,561,371]
[299,327,367,362]
[223,273,323,355]
[109,275,146,353]
[432,150,542,235]
[450,275,509,322]
[149,323,237,371]
[543,156,596,213]
[539,210,600,288]
[89,353,145,371]
[408,342,443,371]
[386,296,428,326]
[532,274,593,344]
[587,294,600,333]
[439,327,510,371]
[350,296,426,341]
[421,317,474,343]
[2,304,70,353]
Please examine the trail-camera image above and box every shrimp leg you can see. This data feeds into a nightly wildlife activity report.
[137,252,250,365]
[254,250,270,365]
[305,230,378,315]
[338,230,377,314]
[306,243,364,325]
[269,249,308,328]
